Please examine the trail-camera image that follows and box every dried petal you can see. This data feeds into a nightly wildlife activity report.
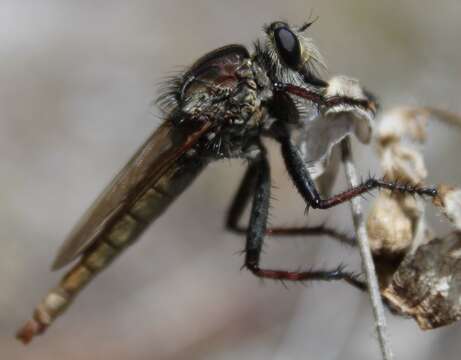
[297,75,374,178]
[299,111,364,177]
[382,234,461,330]
[433,185,461,230]
[377,107,429,145]
[325,75,374,143]
[367,193,414,256]
[325,76,366,98]
[380,145,427,184]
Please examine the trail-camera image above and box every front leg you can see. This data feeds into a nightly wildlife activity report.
[278,132,437,211]
[273,82,377,114]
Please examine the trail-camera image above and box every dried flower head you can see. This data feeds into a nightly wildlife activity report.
[367,107,430,277]
[383,233,461,329]
[366,107,461,329]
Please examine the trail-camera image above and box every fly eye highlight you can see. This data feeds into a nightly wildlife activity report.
[273,26,302,70]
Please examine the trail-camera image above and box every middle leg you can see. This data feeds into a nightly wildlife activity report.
[243,152,365,290]
[225,161,356,247]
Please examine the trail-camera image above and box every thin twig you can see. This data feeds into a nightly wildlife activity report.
[341,138,394,360]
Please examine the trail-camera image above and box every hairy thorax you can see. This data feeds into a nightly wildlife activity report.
[159,46,274,161]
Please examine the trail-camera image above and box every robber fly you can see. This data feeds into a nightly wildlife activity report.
[17,21,438,343]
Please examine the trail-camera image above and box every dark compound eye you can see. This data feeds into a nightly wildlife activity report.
[273,26,302,69]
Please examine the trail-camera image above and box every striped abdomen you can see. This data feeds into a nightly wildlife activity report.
[17,155,206,343]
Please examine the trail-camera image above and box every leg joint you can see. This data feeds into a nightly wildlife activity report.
[244,261,261,276]
[365,177,379,189]
[310,198,321,209]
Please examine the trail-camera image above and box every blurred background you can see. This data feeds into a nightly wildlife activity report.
[2,1,461,359]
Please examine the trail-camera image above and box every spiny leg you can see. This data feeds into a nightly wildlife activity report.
[243,152,365,290]
[225,161,355,247]
[273,82,377,114]
[277,128,437,211]
[225,161,258,232]
[241,226,355,247]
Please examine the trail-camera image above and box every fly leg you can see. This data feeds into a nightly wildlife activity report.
[242,152,365,290]
[273,82,377,114]
[225,162,355,247]
[225,161,258,233]
[277,131,437,211]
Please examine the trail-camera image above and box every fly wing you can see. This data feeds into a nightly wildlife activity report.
[52,120,210,270]
[52,44,249,270]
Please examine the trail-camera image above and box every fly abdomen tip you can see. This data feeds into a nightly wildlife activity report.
[16,318,46,344]
[16,288,70,344]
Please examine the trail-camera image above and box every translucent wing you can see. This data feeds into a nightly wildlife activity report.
[52,120,211,270]
[52,44,250,270]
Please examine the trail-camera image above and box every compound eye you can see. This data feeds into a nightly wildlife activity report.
[274,26,302,69]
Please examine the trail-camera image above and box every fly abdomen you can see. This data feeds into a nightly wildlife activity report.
[17,155,207,344]
[130,186,173,224]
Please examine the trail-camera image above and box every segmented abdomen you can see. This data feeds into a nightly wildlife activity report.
[17,155,206,343]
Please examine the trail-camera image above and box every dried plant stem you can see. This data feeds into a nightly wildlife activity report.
[341,139,394,360]
[424,107,461,128]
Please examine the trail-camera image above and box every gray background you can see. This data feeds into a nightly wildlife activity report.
[2,1,461,359]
